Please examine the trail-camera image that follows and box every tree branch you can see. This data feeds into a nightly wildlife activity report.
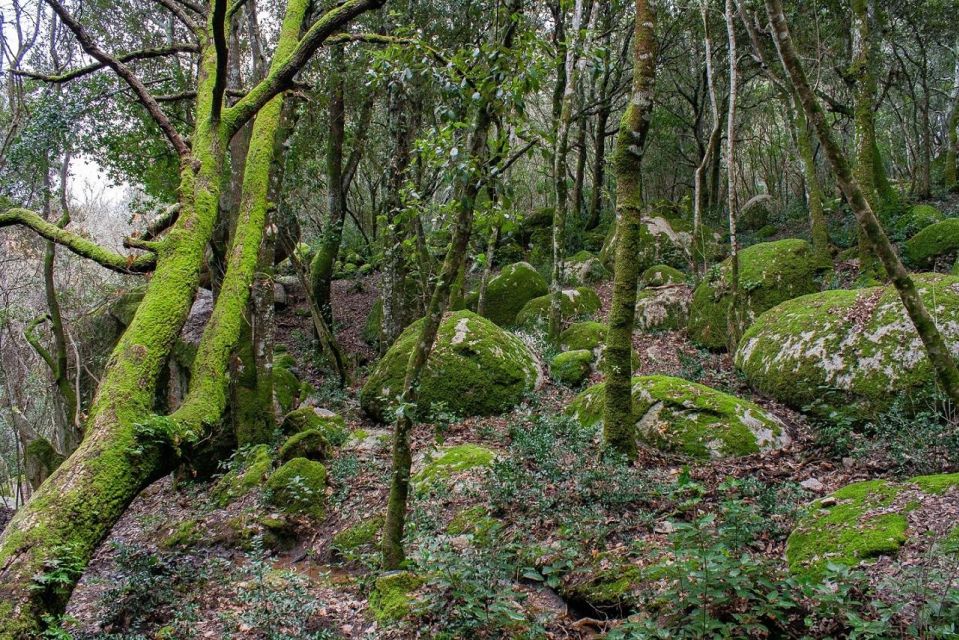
[45,0,192,158]
[210,0,229,120]
[12,43,199,83]
[149,0,201,32]
[1,208,157,273]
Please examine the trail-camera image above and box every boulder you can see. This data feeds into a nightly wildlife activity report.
[360,310,542,422]
[635,284,692,332]
[688,239,830,350]
[895,204,943,239]
[412,443,497,489]
[568,375,790,459]
[559,321,608,352]
[278,429,330,462]
[515,287,602,331]
[281,407,347,444]
[640,264,685,288]
[473,261,548,326]
[550,349,594,386]
[566,251,609,285]
[265,457,327,518]
[904,218,959,269]
[369,571,424,622]
[735,273,959,418]
[786,473,959,578]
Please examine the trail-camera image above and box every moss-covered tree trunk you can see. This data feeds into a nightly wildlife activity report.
[793,98,830,261]
[946,49,959,192]
[724,0,742,352]
[0,1,383,633]
[602,0,656,459]
[766,0,959,410]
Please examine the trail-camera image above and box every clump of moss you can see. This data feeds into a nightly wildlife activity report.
[332,515,384,553]
[161,518,202,549]
[735,273,959,418]
[273,353,303,414]
[641,264,685,288]
[568,375,789,459]
[550,350,594,386]
[474,261,548,326]
[360,310,541,422]
[515,287,602,330]
[413,443,496,487]
[281,407,347,445]
[895,204,943,239]
[446,505,498,545]
[369,571,424,622]
[278,429,329,462]
[25,438,64,477]
[904,218,959,268]
[559,321,607,352]
[561,557,642,613]
[213,444,273,505]
[265,457,327,519]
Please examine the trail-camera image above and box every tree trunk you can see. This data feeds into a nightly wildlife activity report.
[793,97,830,260]
[693,1,721,277]
[945,45,959,192]
[602,0,656,459]
[766,0,959,410]
[724,0,741,352]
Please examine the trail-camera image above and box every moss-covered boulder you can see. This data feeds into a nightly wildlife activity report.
[332,515,384,554]
[550,350,594,386]
[281,407,347,445]
[566,251,609,285]
[473,261,548,326]
[273,351,309,414]
[640,264,685,288]
[265,457,327,519]
[688,239,830,350]
[213,444,273,505]
[785,473,959,578]
[278,429,329,462]
[635,284,692,332]
[369,571,424,623]
[413,443,496,485]
[904,218,959,269]
[446,505,499,545]
[895,204,943,239]
[735,273,959,418]
[515,287,602,331]
[568,375,789,459]
[361,310,542,422]
[559,321,606,352]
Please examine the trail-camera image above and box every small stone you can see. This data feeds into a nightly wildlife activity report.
[842,457,855,469]
[800,478,825,492]
[449,535,471,550]
[654,520,676,535]
[820,496,837,508]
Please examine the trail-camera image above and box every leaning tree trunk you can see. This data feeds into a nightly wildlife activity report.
[602,0,656,459]
[766,0,959,409]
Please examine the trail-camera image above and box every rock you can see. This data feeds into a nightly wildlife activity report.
[904,218,959,269]
[640,264,685,288]
[568,375,790,459]
[332,515,384,554]
[265,457,327,519]
[559,552,641,614]
[786,473,959,578]
[895,204,943,239]
[369,571,424,623]
[559,321,606,352]
[342,428,392,454]
[278,429,330,462]
[281,407,347,445]
[360,311,542,422]
[273,282,288,308]
[635,284,692,332]
[472,261,548,326]
[735,273,959,418]
[514,287,602,331]
[273,350,310,414]
[550,349,594,386]
[688,239,831,350]
[755,224,779,239]
[566,251,609,285]
[654,520,676,535]
[413,443,497,489]
[800,478,825,492]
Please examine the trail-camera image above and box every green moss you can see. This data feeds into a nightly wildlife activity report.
[689,239,831,350]
[786,479,909,578]
[895,204,943,239]
[909,473,959,495]
[25,438,64,476]
[477,261,548,326]
[363,298,384,346]
[568,375,789,459]
[904,218,959,268]
[446,505,498,544]
[278,429,329,462]
[514,287,602,330]
[213,444,273,505]
[559,321,607,352]
[369,571,424,622]
[161,519,202,548]
[273,363,301,414]
[755,224,779,239]
[640,264,685,288]
[561,554,641,612]
[550,350,594,386]
[281,407,347,445]
[735,273,959,418]
[265,457,327,519]
[360,310,541,422]
[413,444,496,487]
[332,516,384,552]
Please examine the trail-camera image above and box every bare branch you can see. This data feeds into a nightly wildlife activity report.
[149,0,201,32]
[45,0,192,158]
[12,43,199,83]
[1,208,157,273]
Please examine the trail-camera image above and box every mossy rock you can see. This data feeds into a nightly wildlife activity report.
[635,284,692,332]
[785,473,959,578]
[688,239,831,350]
[755,224,779,239]
[739,203,770,231]
[161,518,203,549]
[560,321,606,351]
[904,218,959,269]
[566,251,609,285]
[895,204,944,239]
[735,273,959,418]
[369,571,424,623]
[273,355,303,414]
[363,298,384,346]
[265,457,327,519]
[560,554,642,614]
[550,350,594,386]
[360,310,542,422]
[515,287,602,331]
[568,375,790,459]
[474,261,548,326]
[640,264,685,288]
[446,505,498,545]
[281,407,347,446]
[278,429,329,462]
[332,515,383,553]
[213,444,273,505]
[413,443,497,488]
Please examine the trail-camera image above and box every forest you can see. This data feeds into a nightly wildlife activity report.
[2,0,959,637]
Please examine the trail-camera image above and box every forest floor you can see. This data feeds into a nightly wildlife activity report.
[58,268,937,640]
